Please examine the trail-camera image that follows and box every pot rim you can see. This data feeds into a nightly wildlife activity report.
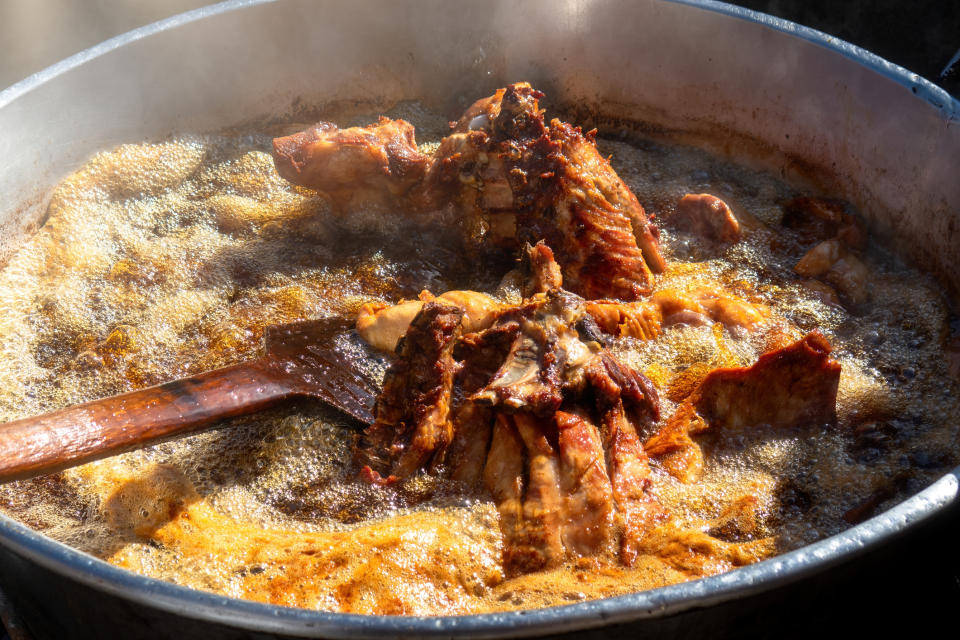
[0,0,958,637]
[0,473,954,638]
[1,0,957,117]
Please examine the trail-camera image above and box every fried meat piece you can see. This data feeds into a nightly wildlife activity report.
[555,410,616,556]
[601,401,667,564]
[481,406,660,575]
[354,302,463,482]
[672,194,741,244]
[523,241,564,296]
[273,83,665,301]
[645,332,841,482]
[466,293,662,575]
[355,283,664,575]
[356,290,501,352]
[273,118,430,211]
[794,239,872,306]
[436,84,663,299]
[470,290,591,415]
[446,322,520,486]
[585,286,769,341]
[359,283,767,361]
[781,197,867,250]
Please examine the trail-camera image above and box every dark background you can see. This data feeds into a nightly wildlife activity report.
[733,0,960,98]
[0,1,958,638]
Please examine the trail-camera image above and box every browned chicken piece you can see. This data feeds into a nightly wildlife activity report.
[585,286,769,341]
[673,194,741,244]
[645,332,841,482]
[273,118,430,211]
[273,83,665,301]
[355,281,665,575]
[354,302,463,483]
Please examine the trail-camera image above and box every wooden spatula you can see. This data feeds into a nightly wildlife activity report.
[0,318,380,482]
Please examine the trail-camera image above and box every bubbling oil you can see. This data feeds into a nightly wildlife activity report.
[0,102,957,615]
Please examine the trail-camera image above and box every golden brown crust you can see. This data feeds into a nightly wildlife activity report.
[272,118,430,210]
[673,194,741,244]
[272,83,666,301]
[645,332,841,483]
[354,302,463,481]
[356,286,664,575]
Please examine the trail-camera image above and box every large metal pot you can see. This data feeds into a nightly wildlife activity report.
[0,1,958,638]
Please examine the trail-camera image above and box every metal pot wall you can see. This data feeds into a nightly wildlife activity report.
[0,1,958,638]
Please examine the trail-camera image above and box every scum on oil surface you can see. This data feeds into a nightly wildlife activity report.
[0,101,957,614]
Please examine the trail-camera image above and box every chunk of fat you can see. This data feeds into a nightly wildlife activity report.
[356,291,502,352]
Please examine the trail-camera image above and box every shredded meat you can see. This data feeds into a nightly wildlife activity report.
[273,83,664,301]
[645,332,841,482]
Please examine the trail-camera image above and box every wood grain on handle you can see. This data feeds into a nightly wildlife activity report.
[0,360,291,482]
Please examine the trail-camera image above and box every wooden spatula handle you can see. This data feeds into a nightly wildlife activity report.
[0,360,291,482]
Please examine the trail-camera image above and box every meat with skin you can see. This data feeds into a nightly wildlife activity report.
[354,276,664,575]
[585,286,769,341]
[272,118,429,211]
[354,302,463,482]
[644,331,841,482]
[272,83,665,301]
[356,290,501,352]
[672,194,741,244]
